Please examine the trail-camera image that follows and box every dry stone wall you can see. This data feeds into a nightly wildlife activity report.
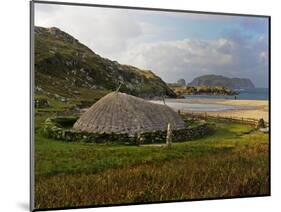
[42,116,212,144]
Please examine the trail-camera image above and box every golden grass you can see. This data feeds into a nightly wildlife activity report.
[35,129,269,209]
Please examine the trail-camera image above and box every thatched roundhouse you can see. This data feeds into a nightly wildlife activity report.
[73,92,186,135]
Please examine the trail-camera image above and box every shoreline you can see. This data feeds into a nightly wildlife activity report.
[158,98,269,122]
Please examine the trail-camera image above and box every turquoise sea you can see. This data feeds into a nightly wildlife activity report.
[150,101,256,112]
[184,88,269,100]
[150,88,268,112]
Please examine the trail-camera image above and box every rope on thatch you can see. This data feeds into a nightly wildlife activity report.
[115,83,122,93]
[162,95,166,105]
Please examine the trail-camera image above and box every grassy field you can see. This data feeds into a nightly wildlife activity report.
[34,118,269,209]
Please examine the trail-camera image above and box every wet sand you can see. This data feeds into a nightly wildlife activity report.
[165,98,269,122]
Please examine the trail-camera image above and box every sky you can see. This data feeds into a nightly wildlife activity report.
[34,3,269,88]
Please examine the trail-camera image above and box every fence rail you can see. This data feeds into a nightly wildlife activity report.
[180,111,269,127]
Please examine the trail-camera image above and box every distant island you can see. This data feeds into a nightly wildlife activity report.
[188,74,255,89]
[169,85,239,97]
[169,74,255,96]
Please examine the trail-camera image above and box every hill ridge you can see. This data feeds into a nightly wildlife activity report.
[35,26,176,99]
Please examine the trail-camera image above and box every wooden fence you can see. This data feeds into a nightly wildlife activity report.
[180,111,269,127]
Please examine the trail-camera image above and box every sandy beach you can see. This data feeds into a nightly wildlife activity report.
[153,98,269,122]
[202,99,268,122]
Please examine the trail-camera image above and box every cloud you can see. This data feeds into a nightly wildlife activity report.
[118,31,268,87]
[35,3,143,58]
[34,3,269,87]
[154,10,238,22]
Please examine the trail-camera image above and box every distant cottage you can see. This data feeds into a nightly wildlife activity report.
[73,92,186,135]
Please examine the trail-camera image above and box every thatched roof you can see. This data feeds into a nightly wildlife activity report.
[73,92,186,135]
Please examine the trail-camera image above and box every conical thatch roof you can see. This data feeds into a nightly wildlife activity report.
[73,92,185,135]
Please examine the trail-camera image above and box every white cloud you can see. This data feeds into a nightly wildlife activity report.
[35,4,142,59]
[117,35,268,87]
[34,3,269,87]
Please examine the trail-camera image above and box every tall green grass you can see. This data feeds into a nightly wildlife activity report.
[34,120,269,209]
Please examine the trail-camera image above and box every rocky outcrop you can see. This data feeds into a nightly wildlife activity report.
[188,74,255,89]
[177,79,186,86]
[35,98,50,108]
[170,85,239,96]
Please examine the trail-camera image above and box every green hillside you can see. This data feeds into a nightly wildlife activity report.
[34,26,176,103]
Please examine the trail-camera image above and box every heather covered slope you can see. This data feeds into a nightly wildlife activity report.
[34,26,176,99]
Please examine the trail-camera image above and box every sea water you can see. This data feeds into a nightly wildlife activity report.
[150,101,255,112]
[183,88,269,100]
[150,88,267,112]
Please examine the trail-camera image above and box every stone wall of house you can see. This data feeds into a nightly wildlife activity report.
[42,117,135,144]
[42,116,212,144]
[136,123,212,144]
